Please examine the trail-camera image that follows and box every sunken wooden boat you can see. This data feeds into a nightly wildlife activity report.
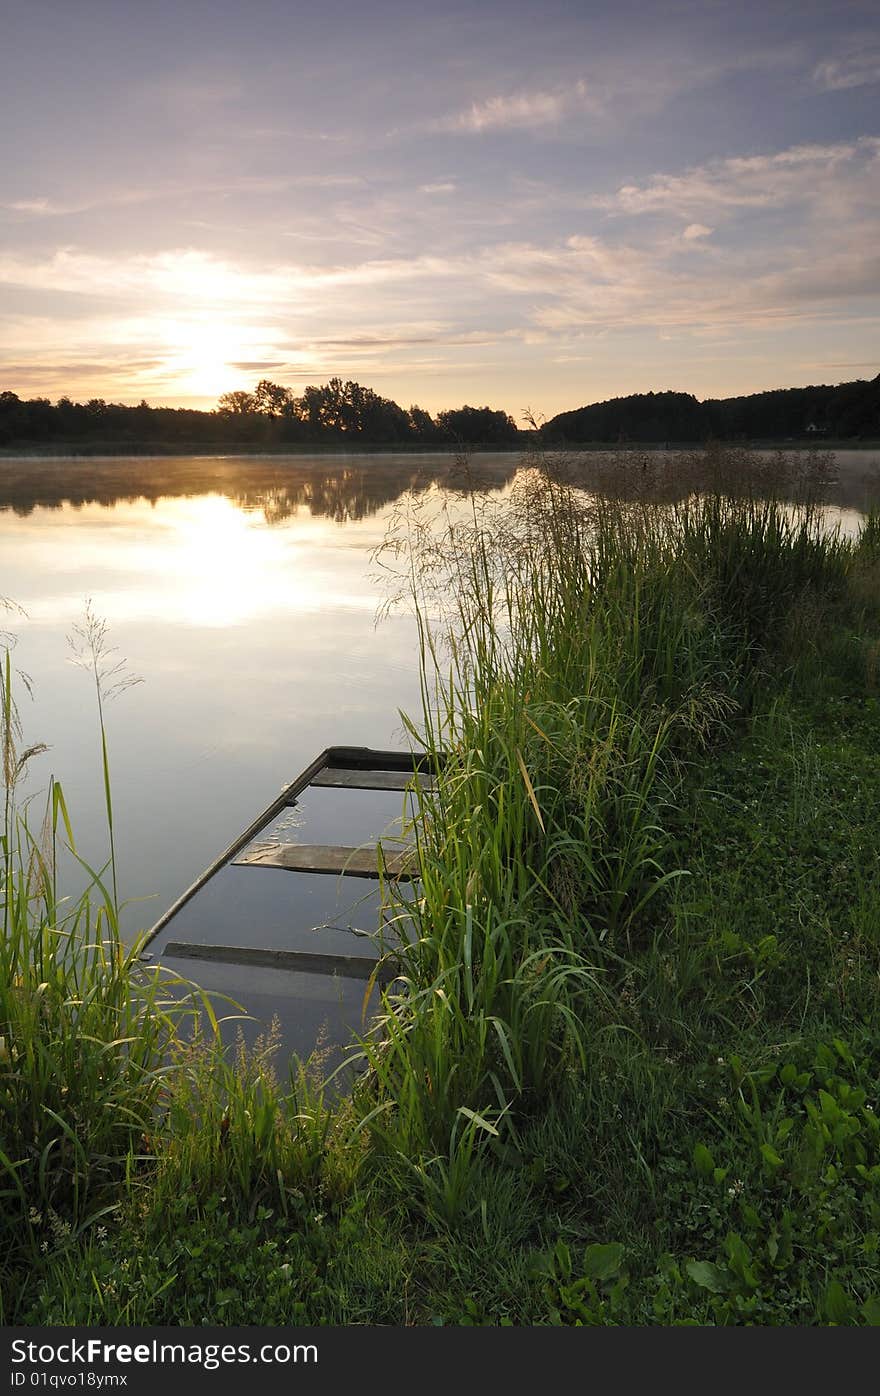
[143,742,441,993]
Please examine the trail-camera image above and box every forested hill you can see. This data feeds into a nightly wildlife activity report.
[541,374,880,443]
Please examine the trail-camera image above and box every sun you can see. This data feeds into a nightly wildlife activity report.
[122,251,293,403]
[156,317,256,397]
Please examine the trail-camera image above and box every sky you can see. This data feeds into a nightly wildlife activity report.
[1,0,879,420]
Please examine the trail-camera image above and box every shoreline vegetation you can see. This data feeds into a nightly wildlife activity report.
[3,445,880,1325]
[1,370,878,456]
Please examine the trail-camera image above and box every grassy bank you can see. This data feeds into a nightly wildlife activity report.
[3,455,880,1325]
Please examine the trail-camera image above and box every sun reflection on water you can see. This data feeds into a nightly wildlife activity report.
[1,492,383,631]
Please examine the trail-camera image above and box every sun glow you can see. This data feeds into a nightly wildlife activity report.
[157,316,273,397]
[2,493,385,633]
[164,495,312,626]
[136,252,299,397]
[144,494,383,628]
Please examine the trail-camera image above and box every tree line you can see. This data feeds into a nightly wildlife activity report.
[541,376,880,444]
[0,379,521,450]
[218,376,522,444]
[1,372,877,451]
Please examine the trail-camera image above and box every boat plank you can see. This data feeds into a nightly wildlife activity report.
[310,767,434,792]
[233,842,417,879]
[163,940,398,982]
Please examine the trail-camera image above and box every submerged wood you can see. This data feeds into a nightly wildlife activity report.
[233,841,417,878]
[310,767,435,791]
[163,939,399,983]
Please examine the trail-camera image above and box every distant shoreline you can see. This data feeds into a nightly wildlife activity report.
[0,441,527,460]
[2,437,879,461]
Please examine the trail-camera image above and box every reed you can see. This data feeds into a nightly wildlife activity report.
[0,642,207,1300]
[357,463,864,1158]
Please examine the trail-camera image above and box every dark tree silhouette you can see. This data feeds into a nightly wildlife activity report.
[435,404,520,445]
[217,390,256,416]
[253,380,294,419]
[1,372,875,453]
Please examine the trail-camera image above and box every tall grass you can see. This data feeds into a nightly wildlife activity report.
[0,635,204,1305]
[358,461,865,1162]
[0,618,356,1314]
[147,1021,360,1217]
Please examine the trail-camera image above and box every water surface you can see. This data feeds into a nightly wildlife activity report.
[0,453,519,1057]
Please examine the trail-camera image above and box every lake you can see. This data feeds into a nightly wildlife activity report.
[2,447,878,1061]
[0,452,523,1059]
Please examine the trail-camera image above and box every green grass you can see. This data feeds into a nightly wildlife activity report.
[4,456,880,1324]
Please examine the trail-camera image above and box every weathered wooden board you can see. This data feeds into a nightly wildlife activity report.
[233,841,417,879]
[163,940,399,983]
[310,767,435,792]
[325,746,441,774]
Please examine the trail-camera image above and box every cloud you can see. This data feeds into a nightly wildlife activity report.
[814,46,880,92]
[595,137,880,218]
[519,231,880,336]
[0,358,166,392]
[4,218,879,371]
[436,80,595,133]
[312,334,437,349]
[424,44,804,145]
[0,248,286,304]
[8,198,57,215]
[1,174,365,221]
[419,182,456,195]
[0,246,450,305]
[2,126,880,406]
[229,360,288,370]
